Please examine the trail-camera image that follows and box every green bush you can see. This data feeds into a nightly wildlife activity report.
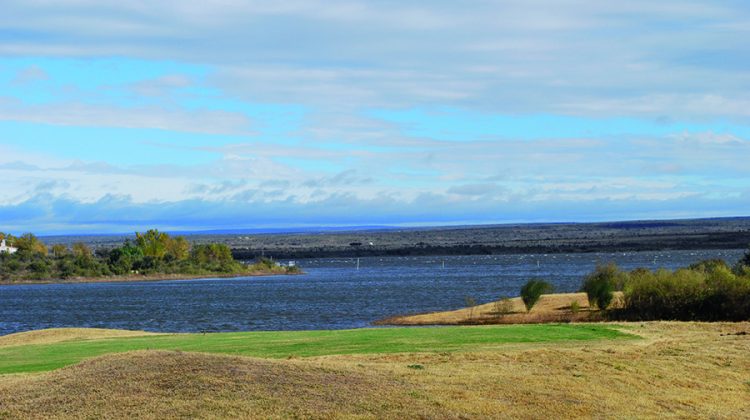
[735,248,750,272]
[703,266,750,321]
[581,263,625,310]
[688,258,730,274]
[621,264,750,321]
[569,300,581,314]
[520,279,553,311]
[494,297,515,316]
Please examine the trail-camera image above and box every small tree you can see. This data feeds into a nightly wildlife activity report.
[494,297,515,316]
[51,244,68,258]
[166,236,191,261]
[520,279,553,311]
[734,245,750,275]
[464,296,477,320]
[14,233,48,256]
[72,242,92,259]
[581,263,624,310]
[135,229,170,260]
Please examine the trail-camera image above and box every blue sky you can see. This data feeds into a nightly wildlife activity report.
[1,1,749,234]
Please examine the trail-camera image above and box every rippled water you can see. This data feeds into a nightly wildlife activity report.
[0,249,744,335]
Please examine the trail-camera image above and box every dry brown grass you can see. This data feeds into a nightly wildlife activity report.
[0,328,158,348]
[0,350,450,419]
[318,322,750,418]
[0,322,748,419]
[0,322,750,419]
[378,292,625,326]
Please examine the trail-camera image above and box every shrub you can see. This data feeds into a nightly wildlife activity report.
[624,268,706,320]
[569,300,581,314]
[581,263,625,310]
[736,247,750,270]
[703,266,750,321]
[494,297,515,316]
[464,296,477,319]
[621,267,750,321]
[688,258,730,274]
[520,279,553,311]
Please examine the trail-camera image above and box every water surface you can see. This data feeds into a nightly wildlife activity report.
[0,249,743,335]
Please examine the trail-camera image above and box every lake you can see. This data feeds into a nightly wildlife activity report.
[0,249,745,336]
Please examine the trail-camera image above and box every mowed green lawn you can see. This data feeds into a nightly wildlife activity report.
[0,324,633,375]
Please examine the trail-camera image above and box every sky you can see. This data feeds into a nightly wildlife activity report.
[1,1,749,234]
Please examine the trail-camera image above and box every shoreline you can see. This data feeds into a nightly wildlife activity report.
[0,270,302,287]
[232,244,748,260]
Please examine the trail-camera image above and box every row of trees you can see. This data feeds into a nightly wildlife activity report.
[0,230,296,282]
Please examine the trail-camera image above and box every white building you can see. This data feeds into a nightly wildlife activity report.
[0,239,18,254]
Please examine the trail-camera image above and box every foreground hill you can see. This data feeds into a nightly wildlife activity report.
[0,323,748,418]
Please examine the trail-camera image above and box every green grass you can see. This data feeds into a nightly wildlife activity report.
[0,324,634,375]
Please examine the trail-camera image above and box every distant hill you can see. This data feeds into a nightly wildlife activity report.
[38,216,750,258]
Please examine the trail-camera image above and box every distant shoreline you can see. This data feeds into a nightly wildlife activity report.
[0,270,301,287]
[226,218,750,260]
[232,243,748,260]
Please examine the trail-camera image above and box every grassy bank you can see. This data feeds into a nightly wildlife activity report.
[0,324,629,374]
[0,323,748,418]
[378,292,616,325]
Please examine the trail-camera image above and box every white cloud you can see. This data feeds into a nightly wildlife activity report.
[11,65,49,85]
[0,97,255,135]
[1,1,749,118]
[1,1,750,230]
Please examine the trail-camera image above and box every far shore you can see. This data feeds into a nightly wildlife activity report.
[0,270,302,286]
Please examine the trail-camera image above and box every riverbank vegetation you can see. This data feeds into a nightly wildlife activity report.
[383,250,750,325]
[0,230,299,283]
[590,257,750,321]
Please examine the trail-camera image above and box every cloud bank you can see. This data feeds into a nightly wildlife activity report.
[0,1,749,233]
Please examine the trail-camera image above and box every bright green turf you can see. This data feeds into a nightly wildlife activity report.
[0,325,634,374]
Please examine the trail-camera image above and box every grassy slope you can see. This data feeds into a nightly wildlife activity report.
[0,350,449,419]
[0,323,748,418]
[379,292,624,325]
[0,325,630,374]
[0,328,158,347]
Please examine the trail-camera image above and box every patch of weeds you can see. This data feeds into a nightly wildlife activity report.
[714,359,732,367]
[570,300,581,314]
[465,296,477,320]
[494,298,514,316]
[572,373,585,378]
[407,364,425,370]
[408,391,426,399]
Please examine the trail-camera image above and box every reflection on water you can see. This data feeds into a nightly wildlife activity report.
[0,249,744,335]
